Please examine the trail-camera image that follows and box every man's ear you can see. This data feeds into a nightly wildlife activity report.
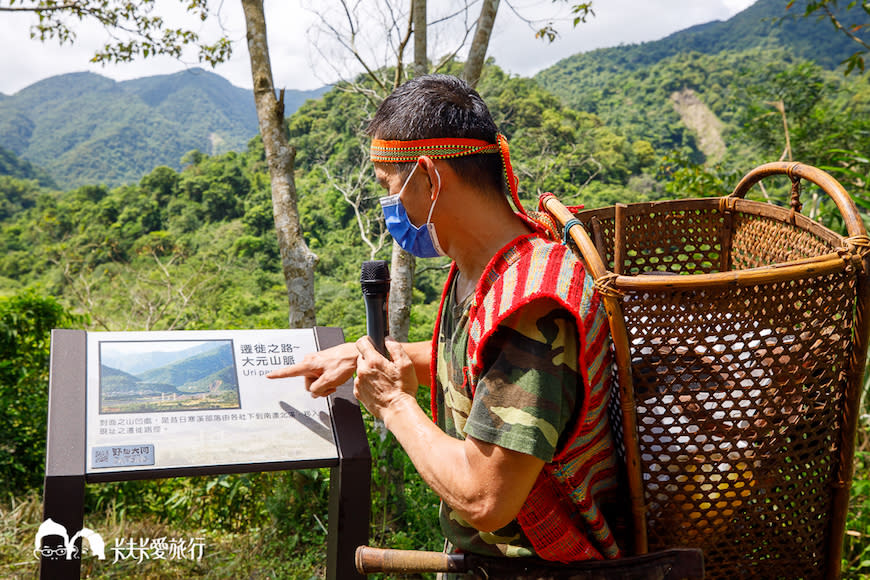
[416,156,443,201]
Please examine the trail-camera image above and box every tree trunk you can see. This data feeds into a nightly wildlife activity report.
[413,0,427,77]
[463,0,500,86]
[388,244,415,341]
[388,0,426,342]
[242,0,318,328]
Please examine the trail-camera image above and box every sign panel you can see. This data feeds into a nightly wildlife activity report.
[85,329,337,474]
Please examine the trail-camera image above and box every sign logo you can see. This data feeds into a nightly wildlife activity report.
[33,519,106,560]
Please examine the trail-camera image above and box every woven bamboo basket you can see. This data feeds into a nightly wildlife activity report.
[539,162,870,580]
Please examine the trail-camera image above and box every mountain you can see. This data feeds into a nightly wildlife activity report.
[0,145,56,188]
[0,68,328,188]
[534,0,866,158]
[100,340,224,376]
[138,344,235,388]
[100,364,179,396]
[182,365,239,393]
[538,0,864,85]
[101,343,236,397]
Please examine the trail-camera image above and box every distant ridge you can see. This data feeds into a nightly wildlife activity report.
[100,341,220,376]
[538,0,865,82]
[0,68,328,188]
[534,0,866,157]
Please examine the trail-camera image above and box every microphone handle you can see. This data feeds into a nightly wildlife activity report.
[364,294,388,356]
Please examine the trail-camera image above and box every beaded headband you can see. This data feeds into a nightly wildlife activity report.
[370,134,526,216]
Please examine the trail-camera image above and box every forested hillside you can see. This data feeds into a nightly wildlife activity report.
[0,68,327,188]
[537,0,866,92]
[2,54,867,333]
[536,0,870,169]
[0,145,55,188]
[540,47,870,176]
[0,65,666,338]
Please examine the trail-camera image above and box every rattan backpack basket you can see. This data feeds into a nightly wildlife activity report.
[538,162,870,580]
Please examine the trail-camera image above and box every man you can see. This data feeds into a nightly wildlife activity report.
[268,74,623,568]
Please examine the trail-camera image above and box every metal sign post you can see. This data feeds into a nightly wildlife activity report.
[40,327,370,579]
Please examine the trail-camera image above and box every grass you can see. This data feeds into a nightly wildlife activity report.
[0,489,327,579]
[842,383,870,578]
[2,453,868,579]
[1,387,868,579]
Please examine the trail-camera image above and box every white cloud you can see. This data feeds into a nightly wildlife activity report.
[0,0,759,96]
[486,0,757,78]
[723,0,757,12]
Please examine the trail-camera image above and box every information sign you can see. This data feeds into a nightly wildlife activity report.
[84,329,338,475]
[42,327,369,580]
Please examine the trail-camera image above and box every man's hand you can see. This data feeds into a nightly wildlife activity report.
[266,341,358,398]
[354,336,419,420]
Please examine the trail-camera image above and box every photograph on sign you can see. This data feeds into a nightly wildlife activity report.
[85,329,338,474]
[99,339,241,414]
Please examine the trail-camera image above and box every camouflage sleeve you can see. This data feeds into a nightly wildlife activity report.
[463,298,581,462]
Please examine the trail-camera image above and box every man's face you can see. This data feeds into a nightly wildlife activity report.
[374,162,431,227]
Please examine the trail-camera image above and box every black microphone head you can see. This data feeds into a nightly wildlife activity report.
[360,260,390,295]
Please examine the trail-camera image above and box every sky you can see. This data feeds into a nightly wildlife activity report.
[0,0,757,96]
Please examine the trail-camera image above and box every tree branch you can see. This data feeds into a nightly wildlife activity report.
[821,2,870,52]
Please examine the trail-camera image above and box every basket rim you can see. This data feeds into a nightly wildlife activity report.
[569,196,860,291]
[609,251,851,290]
[575,197,844,249]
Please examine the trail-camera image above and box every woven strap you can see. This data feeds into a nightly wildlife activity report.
[593,272,624,299]
[845,235,870,270]
[561,218,583,245]
[370,137,499,161]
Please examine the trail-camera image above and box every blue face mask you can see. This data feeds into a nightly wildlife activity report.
[379,163,446,259]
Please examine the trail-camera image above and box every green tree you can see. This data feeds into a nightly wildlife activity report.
[0,291,83,493]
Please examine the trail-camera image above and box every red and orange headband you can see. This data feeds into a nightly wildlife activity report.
[370,134,525,216]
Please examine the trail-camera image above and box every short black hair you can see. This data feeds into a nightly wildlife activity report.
[367,74,506,197]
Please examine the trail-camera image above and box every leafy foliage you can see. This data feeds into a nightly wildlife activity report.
[0,291,83,493]
[534,2,594,42]
[0,145,55,188]
[0,0,232,66]
[787,0,870,74]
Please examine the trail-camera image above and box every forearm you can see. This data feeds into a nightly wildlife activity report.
[354,337,542,531]
[381,395,539,532]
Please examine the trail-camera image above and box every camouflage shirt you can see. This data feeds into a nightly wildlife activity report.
[433,274,582,558]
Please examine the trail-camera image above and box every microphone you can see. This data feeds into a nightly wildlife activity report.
[360,260,390,356]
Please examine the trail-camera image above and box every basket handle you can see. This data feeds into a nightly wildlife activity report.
[355,546,466,574]
[540,194,609,279]
[729,162,866,238]
[539,193,649,554]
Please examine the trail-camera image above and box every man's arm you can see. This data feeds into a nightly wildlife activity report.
[266,339,432,397]
[355,337,544,532]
